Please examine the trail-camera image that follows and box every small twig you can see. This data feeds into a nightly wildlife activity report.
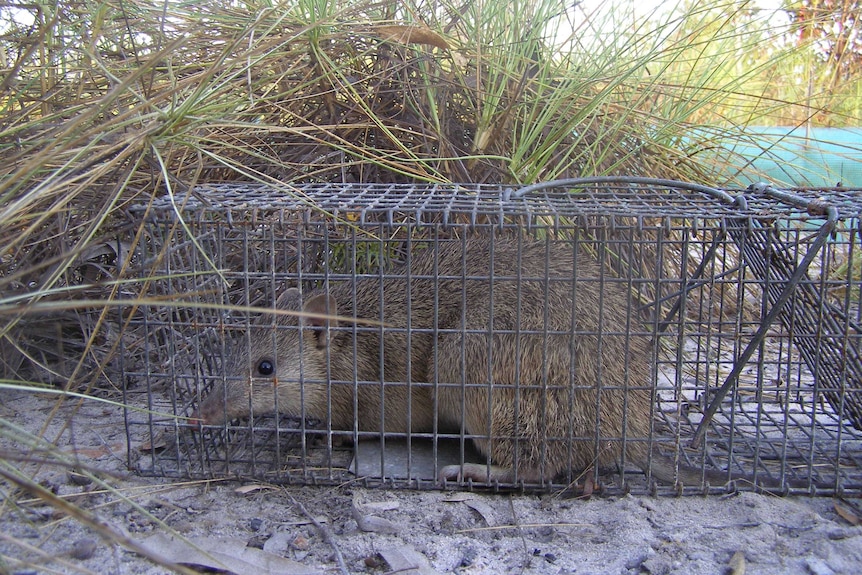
[286,491,349,575]
[0,449,127,479]
[509,495,530,575]
[456,521,592,534]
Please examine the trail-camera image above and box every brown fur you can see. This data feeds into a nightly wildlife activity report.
[195,237,758,488]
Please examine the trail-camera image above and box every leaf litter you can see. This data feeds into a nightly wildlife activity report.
[2,390,862,575]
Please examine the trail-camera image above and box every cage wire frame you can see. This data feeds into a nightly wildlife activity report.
[120,179,862,496]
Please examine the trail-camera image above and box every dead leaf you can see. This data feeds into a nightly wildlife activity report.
[352,493,399,533]
[355,513,399,533]
[42,239,134,284]
[262,531,293,555]
[139,432,166,452]
[834,501,861,525]
[138,533,317,575]
[728,550,746,575]
[379,544,443,575]
[463,499,497,527]
[372,25,449,50]
[235,484,276,495]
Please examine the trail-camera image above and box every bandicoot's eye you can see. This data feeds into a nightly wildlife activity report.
[256,359,275,376]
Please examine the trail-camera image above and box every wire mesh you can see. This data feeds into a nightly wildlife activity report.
[120,181,862,496]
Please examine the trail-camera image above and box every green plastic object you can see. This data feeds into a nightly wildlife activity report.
[725,127,862,187]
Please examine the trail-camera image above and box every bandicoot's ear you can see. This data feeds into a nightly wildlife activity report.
[301,293,338,349]
[276,287,302,310]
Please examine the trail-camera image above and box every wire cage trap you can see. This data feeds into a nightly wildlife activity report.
[120,179,862,496]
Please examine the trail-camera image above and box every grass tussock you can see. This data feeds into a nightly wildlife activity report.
[0,0,730,384]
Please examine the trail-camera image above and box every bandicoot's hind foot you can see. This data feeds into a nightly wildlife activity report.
[438,463,553,484]
[438,463,514,483]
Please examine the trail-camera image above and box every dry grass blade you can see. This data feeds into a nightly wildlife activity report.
[0,530,99,575]
[0,467,201,575]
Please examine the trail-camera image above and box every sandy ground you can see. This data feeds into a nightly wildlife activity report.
[2,389,862,575]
